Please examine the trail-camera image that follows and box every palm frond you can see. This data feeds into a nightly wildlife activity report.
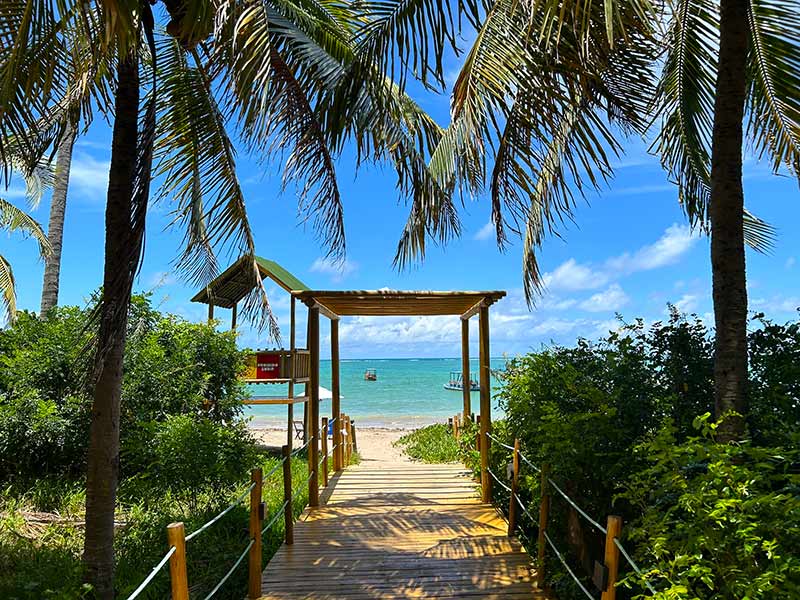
[0,196,52,257]
[154,37,278,339]
[0,253,16,322]
[651,0,718,224]
[746,0,800,177]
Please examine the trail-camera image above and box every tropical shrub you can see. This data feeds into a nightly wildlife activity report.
[395,423,460,463]
[620,414,800,599]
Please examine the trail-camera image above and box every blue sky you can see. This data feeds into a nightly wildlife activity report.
[3,33,800,359]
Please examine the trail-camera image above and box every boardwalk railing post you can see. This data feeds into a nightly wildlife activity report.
[345,415,353,465]
[536,463,551,587]
[475,414,481,452]
[321,417,329,487]
[351,420,358,453]
[601,515,623,600]
[166,522,189,600]
[336,412,344,471]
[507,438,520,536]
[453,414,460,439]
[248,468,263,599]
[282,445,294,545]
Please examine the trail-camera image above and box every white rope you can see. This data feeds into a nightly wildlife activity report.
[186,481,256,542]
[487,468,511,492]
[202,538,254,600]
[261,500,290,536]
[124,546,175,600]
[543,531,596,600]
[614,537,658,594]
[262,456,287,482]
[547,478,607,535]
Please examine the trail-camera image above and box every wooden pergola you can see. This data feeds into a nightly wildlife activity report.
[192,257,505,506]
[294,289,506,506]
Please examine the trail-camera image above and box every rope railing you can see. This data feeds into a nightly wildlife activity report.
[543,531,596,600]
[262,500,290,536]
[614,537,658,595]
[202,538,255,600]
[477,428,633,600]
[126,546,176,600]
[124,413,351,600]
[547,478,607,535]
[185,481,256,543]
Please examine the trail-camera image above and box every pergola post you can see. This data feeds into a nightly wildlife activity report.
[479,304,491,503]
[287,296,296,449]
[331,318,342,471]
[231,302,237,331]
[308,304,320,507]
[461,318,471,422]
[207,302,214,324]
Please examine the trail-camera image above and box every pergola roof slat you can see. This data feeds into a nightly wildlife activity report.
[294,290,506,317]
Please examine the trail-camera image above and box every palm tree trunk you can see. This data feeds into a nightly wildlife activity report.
[40,121,77,316]
[82,53,140,599]
[709,0,749,442]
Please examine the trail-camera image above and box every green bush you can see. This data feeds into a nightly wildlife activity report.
[620,414,800,599]
[0,294,250,481]
[395,423,461,463]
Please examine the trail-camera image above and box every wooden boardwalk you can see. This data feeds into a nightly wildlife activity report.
[259,460,547,599]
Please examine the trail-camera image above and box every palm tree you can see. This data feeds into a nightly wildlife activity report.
[0,158,52,321]
[425,0,800,442]
[39,120,76,316]
[1,0,465,595]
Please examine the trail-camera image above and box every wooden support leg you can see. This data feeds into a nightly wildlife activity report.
[166,523,189,600]
[248,468,263,599]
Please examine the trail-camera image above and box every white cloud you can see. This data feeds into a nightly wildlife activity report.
[69,153,110,198]
[673,294,699,313]
[309,257,358,282]
[606,224,697,274]
[579,284,630,312]
[473,222,495,241]
[542,224,697,295]
[543,258,608,291]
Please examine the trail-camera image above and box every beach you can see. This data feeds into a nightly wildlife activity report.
[251,425,411,462]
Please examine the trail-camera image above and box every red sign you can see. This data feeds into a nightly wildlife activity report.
[256,352,281,379]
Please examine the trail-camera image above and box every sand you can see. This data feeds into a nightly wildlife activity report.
[251,427,412,463]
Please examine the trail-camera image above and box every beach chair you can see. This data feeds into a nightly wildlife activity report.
[292,420,305,440]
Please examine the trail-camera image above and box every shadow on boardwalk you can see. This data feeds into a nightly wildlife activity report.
[260,462,550,599]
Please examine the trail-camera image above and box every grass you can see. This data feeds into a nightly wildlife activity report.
[394,423,461,463]
[0,451,312,600]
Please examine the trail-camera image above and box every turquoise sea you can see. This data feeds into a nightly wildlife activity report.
[245,357,508,428]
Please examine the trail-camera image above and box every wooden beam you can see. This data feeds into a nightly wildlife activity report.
[460,299,485,321]
[331,318,342,471]
[207,302,214,324]
[461,318,471,421]
[479,304,491,503]
[288,297,296,450]
[308,304,320,507]
[231,302,238,331]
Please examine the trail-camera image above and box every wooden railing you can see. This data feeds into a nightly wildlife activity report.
[125,413,353,600]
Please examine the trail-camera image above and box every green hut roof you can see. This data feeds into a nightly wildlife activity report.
[191,256,309,308]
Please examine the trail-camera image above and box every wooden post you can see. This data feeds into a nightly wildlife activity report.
[207,302,214,324]
[331,319,342,471]
[453,414,460,440]
[351,421,358,453]
[307,305,320,507]
[479,304,491,503]
[282,445,293,545]
[288,297,296,449]
[508,438,520,536]
[166,522,189,600]
[537,463,551,587]
[248,468,263,599]
[231,302,238,331]
[601,516,624,600]
[448,416,453,432]
[461,317,471,420]
[475,414,481,452]
[321,417,329,487]
[344,415,352,465]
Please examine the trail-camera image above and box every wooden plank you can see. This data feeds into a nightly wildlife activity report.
[258,459,548,600]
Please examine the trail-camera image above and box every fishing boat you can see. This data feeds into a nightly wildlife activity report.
[364,368,377,381]
[444,371,479,391]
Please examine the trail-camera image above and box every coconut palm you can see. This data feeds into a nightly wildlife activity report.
[424,0,800,442]
[1,0,465,595]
